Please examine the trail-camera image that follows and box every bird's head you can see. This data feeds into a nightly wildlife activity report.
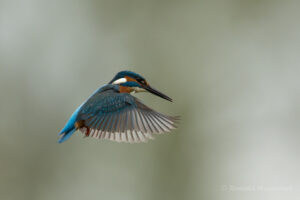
[109,71,172,102]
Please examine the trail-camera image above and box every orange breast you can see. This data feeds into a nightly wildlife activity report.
[119,86,133,93]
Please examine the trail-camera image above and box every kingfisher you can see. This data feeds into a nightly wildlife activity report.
[58,71,179,143]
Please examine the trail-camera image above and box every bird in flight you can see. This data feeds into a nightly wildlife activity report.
[58,71,179,143]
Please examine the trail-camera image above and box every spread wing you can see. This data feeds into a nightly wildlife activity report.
[77,88,178,143]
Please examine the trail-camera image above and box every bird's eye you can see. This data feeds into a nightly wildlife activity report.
[136,78,145,84]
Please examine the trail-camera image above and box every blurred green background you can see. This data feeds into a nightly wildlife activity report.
[1,0,300,200]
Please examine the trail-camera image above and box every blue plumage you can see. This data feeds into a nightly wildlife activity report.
[120,81,141,88]
[58,71,178,143]
[58,103,83,143]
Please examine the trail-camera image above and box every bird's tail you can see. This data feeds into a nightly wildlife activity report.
[58,104,83,143]
[58,128,76,143]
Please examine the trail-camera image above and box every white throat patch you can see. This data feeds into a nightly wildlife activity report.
[131,87,146,93]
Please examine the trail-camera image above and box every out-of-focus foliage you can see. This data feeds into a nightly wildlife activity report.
[1,1,300,200]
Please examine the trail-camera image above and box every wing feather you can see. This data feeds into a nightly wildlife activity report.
[137,110,151,133]
[150,113,171,132]
[150,112,164,133]
[77,90,178,143]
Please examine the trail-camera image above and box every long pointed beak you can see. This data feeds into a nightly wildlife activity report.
[143,85,173,102]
